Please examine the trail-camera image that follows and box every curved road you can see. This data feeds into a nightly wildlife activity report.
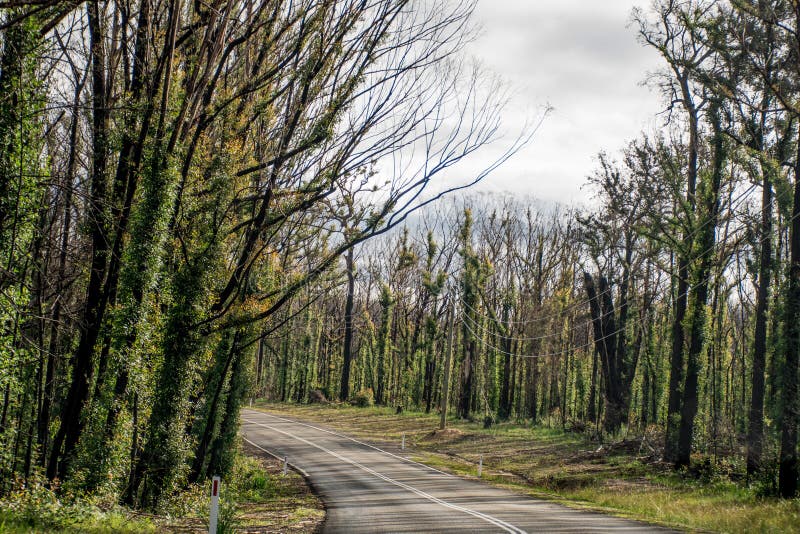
[241,409,674,533]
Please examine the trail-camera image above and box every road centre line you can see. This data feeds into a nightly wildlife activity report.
[242,409,456,479]
[241,417,527,534]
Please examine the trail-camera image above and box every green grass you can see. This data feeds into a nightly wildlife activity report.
[252,401,800,533]
[228,447,324,532]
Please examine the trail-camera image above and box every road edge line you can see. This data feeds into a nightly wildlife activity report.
[243,408,456,479]
[242,417,527,534]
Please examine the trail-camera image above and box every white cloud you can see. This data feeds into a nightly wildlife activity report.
[463,0,665,204]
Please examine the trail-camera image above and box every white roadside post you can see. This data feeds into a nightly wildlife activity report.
[283,456,288,476]
[478,455,483,478]
[401,433,405,450]
[208,476,220,534]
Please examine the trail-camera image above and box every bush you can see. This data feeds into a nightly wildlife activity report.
[0,479,159,533]
[0,482,80,530]
[353,388,374,407]
[483,414,495,428]
[308,389,328,404]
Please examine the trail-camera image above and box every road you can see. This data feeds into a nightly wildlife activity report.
[240,408,675,533]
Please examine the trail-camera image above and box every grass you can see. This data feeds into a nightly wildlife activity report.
[0,442,324,533]
[231,444,324,532]
[251,400,800,533]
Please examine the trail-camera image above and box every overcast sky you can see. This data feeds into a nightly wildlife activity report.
[464,0,665,205]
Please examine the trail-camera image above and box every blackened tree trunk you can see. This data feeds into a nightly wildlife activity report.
[339,247,356,401]
[38,72,82,463]
[375,284,393,405]
[189,331,240,483]
[207,342,252,478]
[664,258,689,463]
[459,337,476,420]
[458,209,481,420]
[585,273,627,433]
[48,0,111,481]
[662,61,701,467]
[779,126,800,497]
[748,164,773,477]
[498,304,513,420]
[527,358,538,422]
[422,301,441,413]
[676,100,725,469]
[588,346,599,423]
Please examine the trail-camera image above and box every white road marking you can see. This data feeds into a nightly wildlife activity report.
[242,416,527,534]
[242,436,310,478]
[242,408,456,478]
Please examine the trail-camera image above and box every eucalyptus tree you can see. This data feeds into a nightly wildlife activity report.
[0,0,531,507]
[457,208,489,419]
[126,0,526,506]
[635,0,719,463]
[579,141,667,434]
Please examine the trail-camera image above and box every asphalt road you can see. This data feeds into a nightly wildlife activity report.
[240,408,675,533]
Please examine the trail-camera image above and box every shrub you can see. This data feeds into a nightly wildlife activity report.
[483,414,495,428]
[353,388,374,407]
[308,389,328,404]
[0,483,76,530]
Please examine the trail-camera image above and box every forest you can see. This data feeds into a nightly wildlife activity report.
[1,0,800,519]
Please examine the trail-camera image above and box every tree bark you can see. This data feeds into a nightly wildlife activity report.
[779,128,800,498]
[48,0,110,480]
[676,101,724,469]
[748,166,773,477]
[664,70,700,464]
[339,247,356,400]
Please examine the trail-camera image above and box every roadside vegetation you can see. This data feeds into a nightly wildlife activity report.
[0,445,323,533]
[253,402,800,533]
[0,0,514,523]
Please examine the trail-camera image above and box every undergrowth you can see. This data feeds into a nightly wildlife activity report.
[0,441,323,533]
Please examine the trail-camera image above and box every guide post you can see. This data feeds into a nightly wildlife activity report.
[209,476,220,534]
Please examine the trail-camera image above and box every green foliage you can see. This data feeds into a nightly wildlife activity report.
[0,481,158,533]
[0,483,81,531]
[353,388,375,407]
[207,343,254,479]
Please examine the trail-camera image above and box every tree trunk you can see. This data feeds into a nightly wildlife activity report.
[498,302,512,420]
[48,0,111,481]
[339,247,356,400]
[676,101,724,469]
[664,70,700,464]
[748,167,773,477]
[588,346,599,423]
[778,127,800,497]
[584,273,628,433]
